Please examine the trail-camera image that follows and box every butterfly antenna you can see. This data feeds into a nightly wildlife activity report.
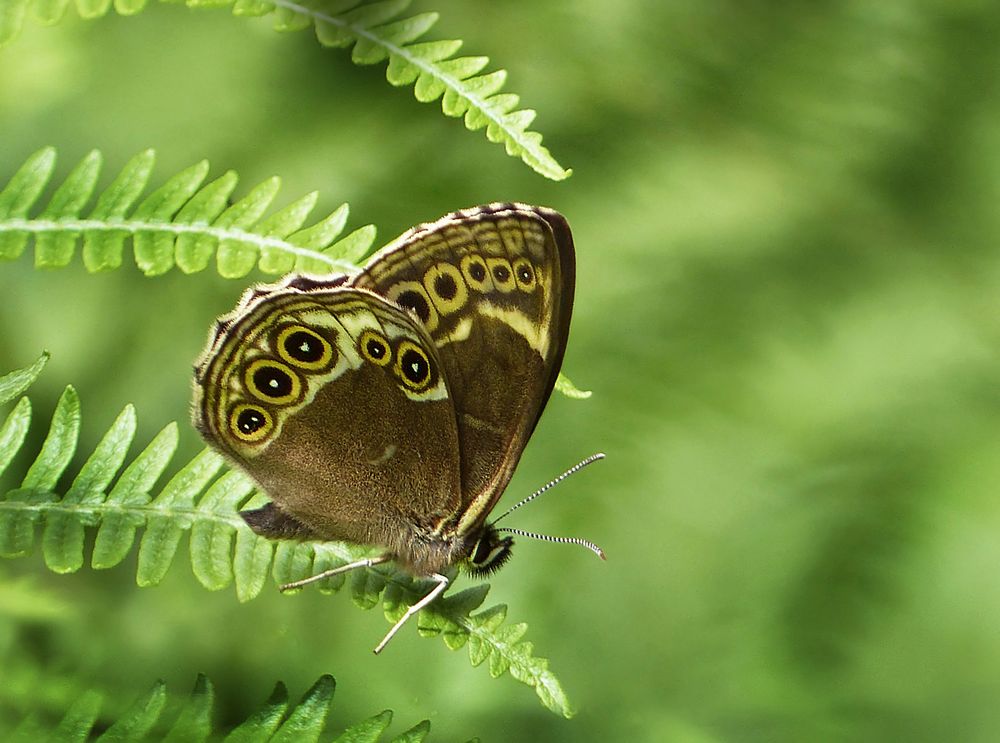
[491,452,607,560]
[497,527,606,560]
[493,452,606,524]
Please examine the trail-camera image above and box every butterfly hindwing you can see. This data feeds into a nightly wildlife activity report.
[351,203,576,533]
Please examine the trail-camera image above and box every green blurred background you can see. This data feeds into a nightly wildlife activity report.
[4,1,1000,739]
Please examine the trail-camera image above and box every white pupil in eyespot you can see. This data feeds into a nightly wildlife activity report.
[284,330,326,364]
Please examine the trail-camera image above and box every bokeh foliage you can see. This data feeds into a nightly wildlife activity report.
[3,1,1000,740]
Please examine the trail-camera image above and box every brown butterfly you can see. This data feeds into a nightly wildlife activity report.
[192,203,602,651]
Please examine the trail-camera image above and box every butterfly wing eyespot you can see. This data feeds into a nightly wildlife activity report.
[512,257,537,292]
[229,403,273,443]
[394,339,434,392]
[422,262,468,314]
[486,257,516,293]
[276,325,334,371]
[359,329,393,366]
[460,254,494,292]
[388,281,440,331]
[245,359,303,405]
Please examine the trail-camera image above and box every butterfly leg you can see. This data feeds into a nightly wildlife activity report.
[373,572,450,655]
[279,554,391,592]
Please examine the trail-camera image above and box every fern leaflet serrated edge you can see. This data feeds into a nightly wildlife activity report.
[0,351,48,405]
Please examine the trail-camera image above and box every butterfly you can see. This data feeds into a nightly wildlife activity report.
[192,203,601,652]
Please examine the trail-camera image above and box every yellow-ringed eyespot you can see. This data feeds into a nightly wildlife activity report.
[276,324,334,371]
[512,257,537,292]
[486,257,515,293]
[359,329,392,366]
[388,281,439,331]
[394,339,434,391]
[245,359,302,405]
[229,403,273,443]
[423,262,469,314]
[460,254,493,292]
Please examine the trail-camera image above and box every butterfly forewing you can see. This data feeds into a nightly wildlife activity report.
[351,203,576,535]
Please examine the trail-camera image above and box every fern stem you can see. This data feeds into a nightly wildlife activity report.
[0,217,361,274]
[0,498,245,528]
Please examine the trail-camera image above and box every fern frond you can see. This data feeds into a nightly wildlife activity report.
[4,672,439,741]
[0,148,373,279]
[0,1,570,180]
[277,0,569,180]
[0,355,574,716]
[289,541,575,717]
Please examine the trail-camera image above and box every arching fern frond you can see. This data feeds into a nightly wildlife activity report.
[0,1,570,180]
[6,672,442,741]
[0,148,374,279]
[0,354,574,717]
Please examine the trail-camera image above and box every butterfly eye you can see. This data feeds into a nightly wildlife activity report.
[394,340,434,391]
[460,254,493,292]
[467,526,514,577]
[229,403,273,443]
[423,262,468,314]
[359,330,392,366]
[245,359,302,405]
[276,325,334,371]
[486,258,515,293]
[512,257,537,292]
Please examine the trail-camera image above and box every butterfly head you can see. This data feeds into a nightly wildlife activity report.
[461,453,608,578]
[466,523,514,577]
